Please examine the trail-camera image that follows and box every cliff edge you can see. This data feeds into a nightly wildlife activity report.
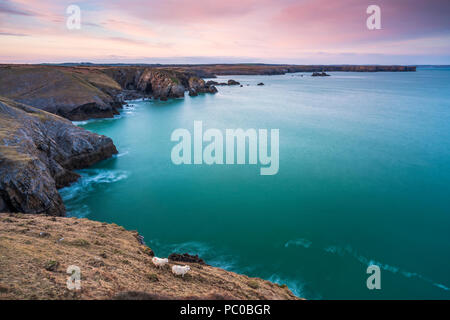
[0,213,298,300]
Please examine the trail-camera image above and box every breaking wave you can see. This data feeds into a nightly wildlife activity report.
[60,169,129,217]
[71,103,142,127]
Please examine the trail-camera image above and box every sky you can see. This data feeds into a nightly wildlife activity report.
[0,0,449,64]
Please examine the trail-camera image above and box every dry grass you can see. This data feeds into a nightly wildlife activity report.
[0,213,299,300]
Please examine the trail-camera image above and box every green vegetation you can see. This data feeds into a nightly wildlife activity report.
[44,260,59,272]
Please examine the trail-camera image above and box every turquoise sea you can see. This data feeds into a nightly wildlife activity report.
[61,68,450,299]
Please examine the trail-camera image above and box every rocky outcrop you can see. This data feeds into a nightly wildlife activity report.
[0,213,299,300]
[227,79,241,85]
[188,77,218,96]
[104,67,217,100]
[311,72,330,77]
[205,80,241,86]
[169,253,207,265]
[0,97,117,216]
[136,69,185,99]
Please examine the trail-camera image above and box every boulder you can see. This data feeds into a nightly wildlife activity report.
[311,72,330,77]
[205,80,219,86]
[227,79,240,85]
[168,253,207,265]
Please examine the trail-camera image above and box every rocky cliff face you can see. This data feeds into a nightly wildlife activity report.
[0,213,299,300]
[0,66,124,121]
[0,97,117,216]
[104,67,218,100]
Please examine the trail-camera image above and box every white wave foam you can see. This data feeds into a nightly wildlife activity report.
[115,151,129,158]
[323,244,449,292]
[66,204,90,218]
[166,241,212,257]
[71,103,141,127]
[285,238,312,249]
[60,169,129,217]
[267,274,306,299]
[72,120,89,126]
[62,169,129,196]
[434,283,450,291]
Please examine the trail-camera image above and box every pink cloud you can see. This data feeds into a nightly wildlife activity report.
[0,0,449,63]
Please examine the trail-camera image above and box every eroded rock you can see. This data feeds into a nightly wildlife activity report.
[0,97,118,216]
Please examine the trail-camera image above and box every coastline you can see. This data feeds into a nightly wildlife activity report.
[0,65,436,300]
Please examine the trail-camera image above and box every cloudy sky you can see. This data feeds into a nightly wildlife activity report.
[0,0,449,64]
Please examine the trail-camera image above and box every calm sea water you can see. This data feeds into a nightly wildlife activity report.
[61,68,450,299]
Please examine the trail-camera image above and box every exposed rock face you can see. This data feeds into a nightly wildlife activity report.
[205,79,240,87]
[0,213,299,300]
[0,97,117,216]
[136,69,186,99]
[188,77,218,96]
[169,253,207,265]
[311,72,330,77]
[0,66,123,121]
[104,67,217,100]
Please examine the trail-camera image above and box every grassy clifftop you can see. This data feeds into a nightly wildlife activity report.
[0,65,122,120]
[0,213,298,300]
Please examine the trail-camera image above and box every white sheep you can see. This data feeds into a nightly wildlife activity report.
[172,265,191,277]
[152,257,168,268]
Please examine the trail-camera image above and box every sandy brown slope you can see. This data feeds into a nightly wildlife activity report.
[0,213,298,300]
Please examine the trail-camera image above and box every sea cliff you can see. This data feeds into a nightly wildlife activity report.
[0,213,298,300]
[0,97,117,216]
